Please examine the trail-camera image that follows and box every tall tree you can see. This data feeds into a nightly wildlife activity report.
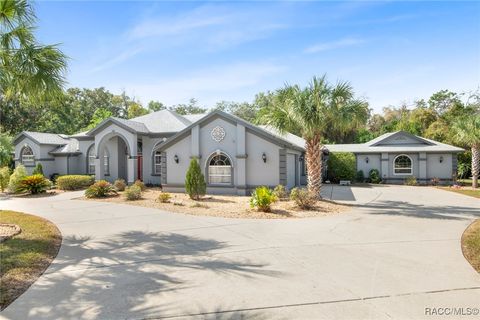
[147,100,165,112]
[0,0,67,100]
[170,98,207,115]
[453,115,480,188]
[261,75,367,197]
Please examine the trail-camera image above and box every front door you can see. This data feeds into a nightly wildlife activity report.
[137,155,143,181]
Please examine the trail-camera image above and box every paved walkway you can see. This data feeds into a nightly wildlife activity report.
[0,185,479,319]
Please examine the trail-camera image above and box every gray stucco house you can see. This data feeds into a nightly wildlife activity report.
[14,110,463,194]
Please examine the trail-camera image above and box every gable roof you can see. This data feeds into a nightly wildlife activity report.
[367,131,435,146]
[157,110,305,152]
[14,131,70,145]
[86,117,149,135]
[129,110,193,133]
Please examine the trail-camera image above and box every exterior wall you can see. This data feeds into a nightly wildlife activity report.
[384,153,419,183]
[245,131,281,188]
[356,154,381,177]
[426,153,452,179]
[142,136,166,186]
[164,135,192,185]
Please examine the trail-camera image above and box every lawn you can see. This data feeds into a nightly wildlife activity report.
[438,186,480,199]
[0,211,62,310]
[462,220,480,273]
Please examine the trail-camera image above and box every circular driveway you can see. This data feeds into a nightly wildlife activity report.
[1,185,479,319]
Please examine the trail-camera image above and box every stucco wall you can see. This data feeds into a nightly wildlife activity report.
[164,134,192,185]
[356,154,381,177]
[245,131,280,187]
[426,153,452,179]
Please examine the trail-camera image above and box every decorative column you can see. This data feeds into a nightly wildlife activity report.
[381,152,389,180]
[236,124,247,193]
[419,152,427,183]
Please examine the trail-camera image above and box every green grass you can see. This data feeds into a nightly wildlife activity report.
[462,220,480,273]
[458,179,473,186]
[438,187,480,199]
[0,211,61,310]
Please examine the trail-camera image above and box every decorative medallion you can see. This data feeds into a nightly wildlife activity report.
[211,126,226,142]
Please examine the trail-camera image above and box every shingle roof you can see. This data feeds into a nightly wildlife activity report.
[14,131,70,145]
[130,110,194,133]
[110,117,149,134]
[258,125,306,149]
[49,139,81,155]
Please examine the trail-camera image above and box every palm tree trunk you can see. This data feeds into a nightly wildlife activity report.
[305,134,323,199]
[472,144,479,189]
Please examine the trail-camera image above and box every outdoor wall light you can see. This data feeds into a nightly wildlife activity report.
[174,155,179,163]
[439,156,443,163]
[299,154,304,162]
[365,157,369,163]
[262,153,267,163]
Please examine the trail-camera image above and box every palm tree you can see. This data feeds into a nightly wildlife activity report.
[453,115,480,188]
[0,0,67,100]
[261,75,368,198]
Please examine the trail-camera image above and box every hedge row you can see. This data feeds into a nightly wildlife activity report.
[56,175,95,190]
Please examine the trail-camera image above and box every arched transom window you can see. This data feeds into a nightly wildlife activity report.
[208,153,232,185]
[154,151,162,174]
[21,146,34,166]
[394,155,412,175]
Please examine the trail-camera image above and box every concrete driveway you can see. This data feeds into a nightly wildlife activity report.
[0,185,479,319]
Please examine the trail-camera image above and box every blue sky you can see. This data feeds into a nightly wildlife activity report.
[36,1,480,112]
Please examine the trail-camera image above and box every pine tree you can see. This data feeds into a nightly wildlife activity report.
[32,163,44,176]
[185,157,206,200]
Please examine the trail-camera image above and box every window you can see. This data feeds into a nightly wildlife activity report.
[103,148,110,175]
[87,146,95,174]
[208,153,232,185]
[394,155,412,175]
[21,146,34,166]
[154,151,162,174]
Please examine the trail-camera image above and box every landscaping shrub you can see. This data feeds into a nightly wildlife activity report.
[356,170,365,183]
[134,179,146,191]
[250,186,277,212]
[56,175,94,190]
[8,165,27,193]
[114,179,126,191]
[19,174,51,194]
[158,192,171,203]
[85,180,117,198]
[0,167,10,192]
[369,169,382,184]
[404,176,418,186]
[290,187,317,209]
[185,157,206,200]
[273,184,289,200]
[124,185,142,201]
[32,163,44,176]
[431,177,440,186]
[327,152,356,183]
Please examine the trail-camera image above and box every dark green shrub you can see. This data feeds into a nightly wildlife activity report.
[327,152,356,183]
[32,163,44,176]
[124,185,142,200]
[57,175,95,190]
[356,170,365,183]
[85,180,117,198]
[19,174,51,194]
[369,169,381,184]
[273,184,288,200]
[250,186,277,212]
[114,179,126,191]
[290,187,316,209]
[134,179,146,191]
[185,157,206,200]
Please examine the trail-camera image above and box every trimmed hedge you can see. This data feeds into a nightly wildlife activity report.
[327,152,356,183]
[56,175,95,190]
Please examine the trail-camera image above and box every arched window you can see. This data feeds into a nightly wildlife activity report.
[154,151,162,174]
[21,146,34,166]
[208,153,232,185]
[87,146,95,174]
[394,155,412,175]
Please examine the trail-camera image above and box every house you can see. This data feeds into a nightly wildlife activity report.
[13,110,463,193]
[13,110,305,195]
[324,131,464,184]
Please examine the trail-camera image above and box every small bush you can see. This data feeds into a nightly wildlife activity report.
[124,185,142,201]
[19,174,51,194]
[114,179,127,191]
[32,163,44,176]
[250,186,277,212]
[158,192,171,203]
[404,176,417,186]
[185,157,206,200]
[57,175,95,190]
[290,187,317,210]
[0,167,10,192]
[369,169,382,184]
[431,177,440,186]
[327,152,356,183]
[356,170,365,183]
[273,184,289,200]
[8,165,27,193]
[85,180,117,198]
[134,179,146,191]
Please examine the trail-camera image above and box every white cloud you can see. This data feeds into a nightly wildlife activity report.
[304,38,366,54]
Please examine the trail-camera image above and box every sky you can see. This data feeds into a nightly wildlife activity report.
[35,1,480,113]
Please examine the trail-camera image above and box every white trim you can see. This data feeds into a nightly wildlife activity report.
[20,145,35,166]
[393,154,413,175]
[205,151,234,186]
